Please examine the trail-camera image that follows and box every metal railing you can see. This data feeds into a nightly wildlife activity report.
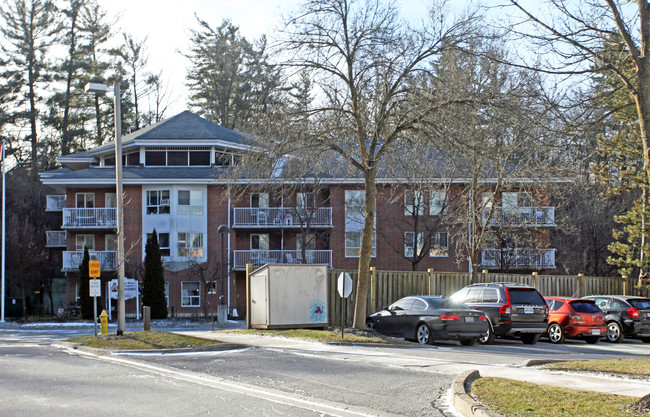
[62,208,117,228]
[46,195,66,211]
[482,206,555,227]
[232,207,332,228]
[46,231,66,247]
[233,249,332,269]
[62,250,117,271]
[481,248,556,269]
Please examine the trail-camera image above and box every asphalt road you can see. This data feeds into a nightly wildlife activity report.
[0,326,647,416]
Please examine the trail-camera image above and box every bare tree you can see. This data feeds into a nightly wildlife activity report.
[277,0,480,329]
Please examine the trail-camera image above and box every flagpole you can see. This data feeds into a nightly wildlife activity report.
[1,139,6,323]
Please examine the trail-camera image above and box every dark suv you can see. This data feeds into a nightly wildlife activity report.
[450,283,548,344]
[583,295,650,343]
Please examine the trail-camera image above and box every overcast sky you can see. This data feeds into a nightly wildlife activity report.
[96,0,455,116]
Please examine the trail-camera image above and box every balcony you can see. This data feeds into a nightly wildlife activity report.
[46,195,66,211]
[232,207,333,228]
[46,231,67,247]
[233,250,332,270]
[62,208,117,229]
[482,206,555,227]
[63,250,117,272]
[481,248,556,270]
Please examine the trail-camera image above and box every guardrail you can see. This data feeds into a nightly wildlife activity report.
[233,207,332,228]
[62,250,117,271]
[233,250,332,269]
[62,208,117,229]
[482,206,555,227]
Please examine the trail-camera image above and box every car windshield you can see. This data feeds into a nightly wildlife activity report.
[629,299,650,310]
[508,288,545,305]
[569,300,601,314]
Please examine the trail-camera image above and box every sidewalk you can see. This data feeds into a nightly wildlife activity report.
[182,330,650,398]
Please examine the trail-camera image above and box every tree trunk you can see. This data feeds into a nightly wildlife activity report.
[352,169,377,329]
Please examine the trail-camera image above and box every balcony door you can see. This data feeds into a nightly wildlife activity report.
[76,193,94,208]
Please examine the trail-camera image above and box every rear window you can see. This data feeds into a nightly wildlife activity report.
[508,288,545,305]
[441,299,471,310]
[570,300,601,314]
[629,299,650,310]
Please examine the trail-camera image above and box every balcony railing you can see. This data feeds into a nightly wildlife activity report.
[46,195,66,212]
[46,231,67,247]
[482,206,555,227]
[233,250,332,270]
[63,250,117,271]
[62,208,117,229]
[481,248,556,270]
[232,207,332,228]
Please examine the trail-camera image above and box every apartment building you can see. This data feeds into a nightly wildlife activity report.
[40,111,556,317]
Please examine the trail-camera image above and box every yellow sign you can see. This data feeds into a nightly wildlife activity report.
[89,260,101,277]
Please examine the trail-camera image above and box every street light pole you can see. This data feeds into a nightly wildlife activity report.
[84,81,125,335]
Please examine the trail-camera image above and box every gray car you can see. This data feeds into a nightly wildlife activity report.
[450,283,548,345]
[583,295,650,343]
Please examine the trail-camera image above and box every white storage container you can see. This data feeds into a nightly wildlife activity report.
[249,264,329,329]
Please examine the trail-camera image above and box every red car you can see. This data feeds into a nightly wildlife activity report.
[544,296,607,344]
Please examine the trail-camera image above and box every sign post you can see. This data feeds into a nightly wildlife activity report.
[337,272,353,339]
[89,260,101,336]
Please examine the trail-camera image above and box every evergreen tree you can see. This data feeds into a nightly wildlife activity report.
[143,230,167,319]
[78,248,93,319]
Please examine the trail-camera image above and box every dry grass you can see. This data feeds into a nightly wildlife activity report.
[472,377,643,417]
[68,331,219,350]
[543,359,650,379]
[222,328,402,344]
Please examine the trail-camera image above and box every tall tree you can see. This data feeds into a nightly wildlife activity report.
[143,230,167,319]
[78,247,92,319]
[112,34,149,131]
[278,0,478,329]
[0,0,61,176]
[185,17,284,132]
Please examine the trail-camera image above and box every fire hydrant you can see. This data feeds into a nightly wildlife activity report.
[100,310,108,335]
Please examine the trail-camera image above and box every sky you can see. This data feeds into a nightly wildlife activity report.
[96,0,433,117]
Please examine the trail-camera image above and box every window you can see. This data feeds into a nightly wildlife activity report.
[404,190,424,215]
[76,234,95,250]
[147,232,170,257]
[178,233,203,257]
[297,192,315,208]
[345,190,376,257]
[251,193,269,208]
[190,151,210,166]
[146,190,170,214]
[207,281,216,294]
[214,152,232,166]
[105,152,140,166]
[390,298,415,311]
[297,233,315,251]
[144,148,211,167]
[106,193,116,209]
[181,282,200,307]
[482,192,494,209]
[430,191,446,215]
[145,151,166,166]
[164,282,169,307]
[251,234,269,250]
[481,288,500,303]
[502,192,518,212]
[105,234,117,251]
[178,190,203,215]
[404,232,424,258]
[76,193,94,208]
[168,151,188,166]
[412,300,428,311]
[465,288,483,303]
[430,232,448,257]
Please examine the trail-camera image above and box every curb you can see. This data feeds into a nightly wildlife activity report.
[451,370,502,417]
[56,341,248,356]
[521,358,568,367]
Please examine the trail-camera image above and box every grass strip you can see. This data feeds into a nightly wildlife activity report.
[68,331,219,350]
[543,359,650,378]
[223,328,397,344]
[472,377,640,417]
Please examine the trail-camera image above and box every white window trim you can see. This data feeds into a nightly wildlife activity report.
[405,190,424,216]
[430,231,449,257]
[405,231,424,258]
[75,234,95,251]
[181,281,201,307]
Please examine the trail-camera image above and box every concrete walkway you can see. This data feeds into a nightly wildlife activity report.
[181,331,650,398]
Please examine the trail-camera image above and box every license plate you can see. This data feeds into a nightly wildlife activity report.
[591,329,601,335]
[465,317,474,323]
[524,307,534,314]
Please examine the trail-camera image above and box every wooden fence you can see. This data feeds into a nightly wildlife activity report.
[327,268,636,327]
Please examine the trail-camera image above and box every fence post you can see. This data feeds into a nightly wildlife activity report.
[370,267,377,313]
[428,268,434,295]
[532,271,538,289]
[482,269,488,283]
[577,273,584,298]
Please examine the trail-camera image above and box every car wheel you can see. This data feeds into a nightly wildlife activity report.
[547,323,565,344]
[416,323,434,345]
[365,320,375,331]
[520,333,541,345]
[606,321,624,343]
[478,321,496,345]
[584,336,600,344]
[459,337,477,346]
